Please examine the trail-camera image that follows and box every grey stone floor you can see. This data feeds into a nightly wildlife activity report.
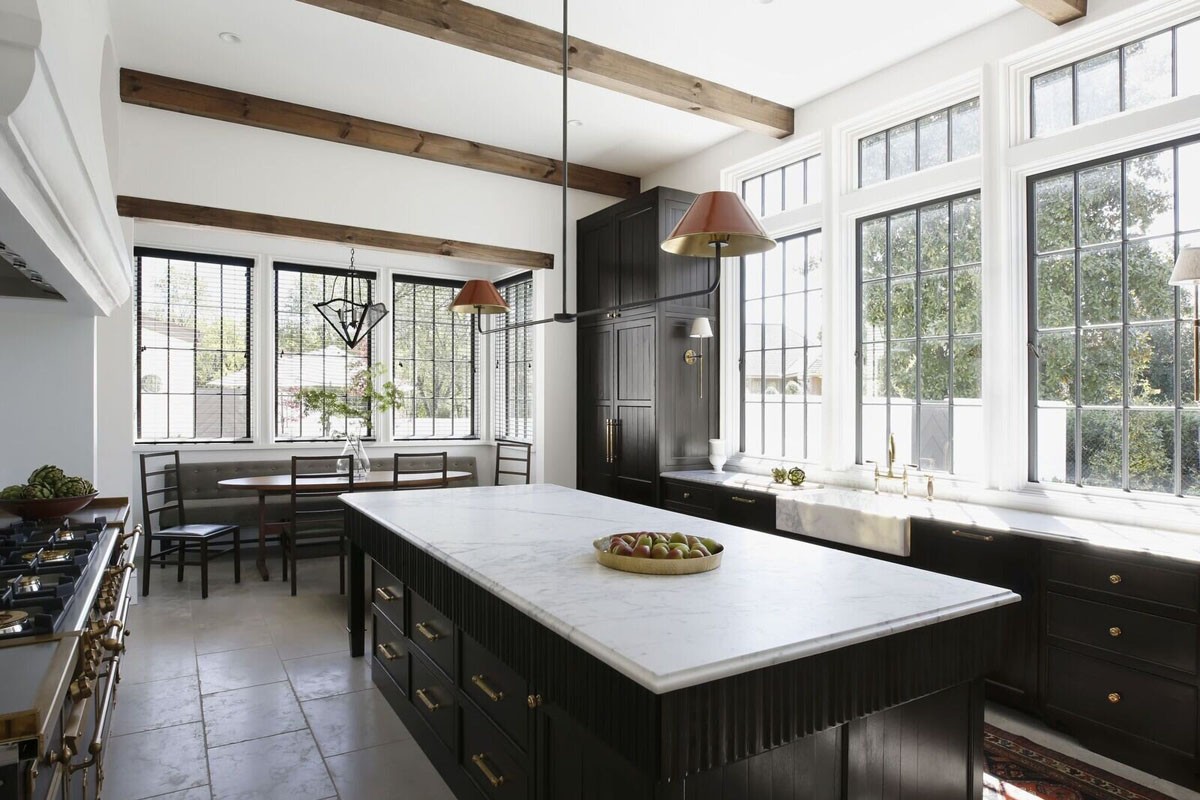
[107,554,454,800]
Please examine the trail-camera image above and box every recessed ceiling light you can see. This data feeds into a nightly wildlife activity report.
[568,119,583,127]
[218,32,242,44]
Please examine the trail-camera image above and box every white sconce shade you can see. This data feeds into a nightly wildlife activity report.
[689,317,714,339]
[1170,247,1200,285]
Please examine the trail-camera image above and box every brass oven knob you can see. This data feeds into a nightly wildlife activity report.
[1108,626,1122,637]
[1108,574,1122,585]
[69,678,93,700]
[1107,692,1121,704]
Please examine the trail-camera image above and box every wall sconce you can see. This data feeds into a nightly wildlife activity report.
[684,317,714,398]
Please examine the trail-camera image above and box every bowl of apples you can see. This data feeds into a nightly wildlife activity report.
[593,532,723,575]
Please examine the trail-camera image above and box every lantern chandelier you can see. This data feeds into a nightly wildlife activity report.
[313,247,388,348]
[448,0,775,336]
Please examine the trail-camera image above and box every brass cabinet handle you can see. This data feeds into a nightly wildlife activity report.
[1109,574,1123,585]
[1108,626,1122,638]
[376,643,401,662]
[730,496,756,505]
[374,586,400,603]
[682,491,691,500]
[526,693,543,708]
[415,622,440,642]
[415,688,439,711]
[950,529,994,542]
[471,674,504,702]
[471,753,505,787]
[1107,692,1121,704]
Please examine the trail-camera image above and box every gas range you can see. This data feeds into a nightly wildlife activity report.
[0,520,102,642]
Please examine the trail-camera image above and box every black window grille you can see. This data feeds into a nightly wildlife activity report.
[135,247,253,442]
[858,98,981,187]
[494,273,534,442]
[274,262,375,441]
[392,275,478,439]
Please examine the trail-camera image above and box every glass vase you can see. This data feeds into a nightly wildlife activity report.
[339,434,371,479]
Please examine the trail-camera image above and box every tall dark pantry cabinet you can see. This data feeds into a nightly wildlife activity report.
[576,186,718,506]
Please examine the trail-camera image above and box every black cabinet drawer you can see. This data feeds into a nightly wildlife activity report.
[371,561,405,634]
[663,481,715,512]
[716,489,775,533]
[461,634,530,751]
[411,648,457,753]
[462,700,532,800]
[1048,592,1197,674]
[372,612,409,696]
[1045,646,1197,755]
[410,591,455,678]
[1047,548,1199,612]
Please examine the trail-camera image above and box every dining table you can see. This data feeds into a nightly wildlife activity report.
[217,469,472,580]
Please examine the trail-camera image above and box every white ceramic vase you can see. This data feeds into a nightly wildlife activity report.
[708,439,727,473]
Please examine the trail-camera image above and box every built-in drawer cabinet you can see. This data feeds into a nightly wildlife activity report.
[1047,592,1197,675]
[715,488,776,533]
[371,562,406,634]
[410,591,456,678]
[1045,646,1197,756]
[461,633,531,751]
[461,701,532,800]
[411,647,458,753]
[662,480,717,518]
[372,612,409,696]
[1047,548,1200,612]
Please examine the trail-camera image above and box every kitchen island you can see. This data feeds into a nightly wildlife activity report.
[343,484,1018,799]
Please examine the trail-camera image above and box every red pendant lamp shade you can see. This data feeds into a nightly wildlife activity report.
[449,279,510,314]
[660,190,776,258]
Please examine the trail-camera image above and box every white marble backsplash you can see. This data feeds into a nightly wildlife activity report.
[343,485,1016,695]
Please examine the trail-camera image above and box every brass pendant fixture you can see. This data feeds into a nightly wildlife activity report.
[313,247,388,348]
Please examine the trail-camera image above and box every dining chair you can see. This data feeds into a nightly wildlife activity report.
[393,452,449,490]
[281,456,352,597]
[495,440,533,485]
[139,451,240,599]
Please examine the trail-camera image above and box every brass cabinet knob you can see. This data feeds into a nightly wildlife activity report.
[1107,692,1121,704]
[1108,626,1122,637]
[526,693,543,708]
[682,491,691,500]
[1109,574,1122,585]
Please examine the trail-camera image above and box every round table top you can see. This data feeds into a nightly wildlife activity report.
[217,470,472,492]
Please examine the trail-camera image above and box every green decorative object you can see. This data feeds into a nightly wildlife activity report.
[787,467,806,487]
[771,467,787,483]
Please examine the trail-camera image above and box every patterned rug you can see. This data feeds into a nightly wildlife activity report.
[984,724,1178,800]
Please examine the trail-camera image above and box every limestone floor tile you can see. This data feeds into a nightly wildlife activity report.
[283,651,372,702]
[207,729,335,800]
[193,616,273,655]
[268,619,346,661]
[120,632,198,686]
[302,687,411,758]
[148,788,212,800]
[104,722,208,800]
[325,739,455,800]
[197,644,286,695]
[202,680,306,747]
[111,674,202,736]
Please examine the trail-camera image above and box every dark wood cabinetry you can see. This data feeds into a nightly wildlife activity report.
[577,187,718,506]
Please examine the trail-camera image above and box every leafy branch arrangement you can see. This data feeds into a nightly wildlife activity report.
[294,363,401,438]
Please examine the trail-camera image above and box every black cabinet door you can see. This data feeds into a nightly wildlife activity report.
[578,323,615,497]
[910,521,1040,711]
[613,317,656,505]
[578,219,616,314]
[616,205,657,309]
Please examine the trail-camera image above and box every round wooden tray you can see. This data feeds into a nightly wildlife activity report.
[592,535,723,575]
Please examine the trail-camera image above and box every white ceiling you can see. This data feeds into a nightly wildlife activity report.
[110,0,1018,180]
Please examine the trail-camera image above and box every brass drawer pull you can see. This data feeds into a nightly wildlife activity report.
[415,622,440,642]
[950,529,994,542]
[416,688,439,711]
[1108,626,1122,638]
[526,693,543,708]
[471,753,505,787]
[375,586,400,603]
[1107,692,1121,704]
[1109,574,1122,585]
[376,643,401,662]
[471,674,504,702]
[730,496,756,505]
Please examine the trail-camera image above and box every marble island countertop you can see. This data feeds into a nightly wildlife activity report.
[664,470,1200,564]
[343,484,1017,694]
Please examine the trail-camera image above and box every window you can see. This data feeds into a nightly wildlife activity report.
[858,99,980,187]
[741,155,823,217]
[392,276,478,439]
[274,262,374,440]
[1029,137,1200,496]
[1032,18,1200,138]
[135,247,252,442]
[494,274,534,442]
[858,192,983,477]
[742,230,823,460]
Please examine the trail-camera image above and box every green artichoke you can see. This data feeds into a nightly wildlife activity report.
[0,484,24,500]
[22,483,54,500]
[28,465,65,487]
[54,477,94,498]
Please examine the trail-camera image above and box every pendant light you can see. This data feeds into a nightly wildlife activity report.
[313,247,388,348]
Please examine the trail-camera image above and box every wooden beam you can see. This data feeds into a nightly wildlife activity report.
[297,0,795,138]
[121,69,639,200]
[116,196,554,270]
[1015,0,1086,25]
